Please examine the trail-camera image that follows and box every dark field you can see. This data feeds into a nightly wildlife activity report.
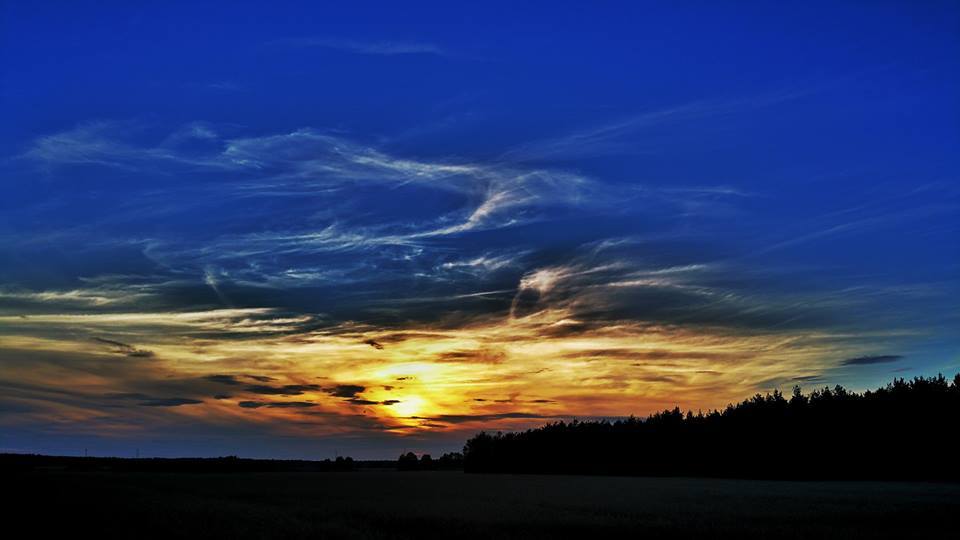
[9,470,957,539]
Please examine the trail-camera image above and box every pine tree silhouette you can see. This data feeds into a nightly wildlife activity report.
[463,373,960,480]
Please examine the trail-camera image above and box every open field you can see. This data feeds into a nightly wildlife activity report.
[8,470,957,539]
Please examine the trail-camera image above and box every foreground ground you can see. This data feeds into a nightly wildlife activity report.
[9,470,957,539]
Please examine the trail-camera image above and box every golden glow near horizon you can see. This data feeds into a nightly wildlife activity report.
[0,300,889,443]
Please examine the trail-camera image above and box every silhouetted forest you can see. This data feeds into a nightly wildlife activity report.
[463,374,960,480]
[0,454,357,473]
[397,451,464,470]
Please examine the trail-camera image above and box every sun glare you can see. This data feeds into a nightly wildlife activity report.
[390,395,427,419]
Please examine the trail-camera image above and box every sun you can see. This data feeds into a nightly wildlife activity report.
[390,395,427,418]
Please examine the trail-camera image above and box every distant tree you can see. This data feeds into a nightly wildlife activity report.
[333,456,355,471]
[419,454,435,470]
[463,432,496,473]
[397,452,419,471]
[437,452,464,469]
[789,386,808,408]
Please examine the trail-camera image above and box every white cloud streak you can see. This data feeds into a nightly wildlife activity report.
[279,37,447,56]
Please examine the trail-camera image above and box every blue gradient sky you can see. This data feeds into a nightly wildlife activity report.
[1,0,958,458]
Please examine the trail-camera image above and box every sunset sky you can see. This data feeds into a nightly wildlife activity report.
[1,1,958,459]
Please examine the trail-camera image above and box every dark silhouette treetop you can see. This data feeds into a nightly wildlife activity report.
[463,373,960,480]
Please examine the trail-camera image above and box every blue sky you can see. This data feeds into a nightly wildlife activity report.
[1,1,958,458]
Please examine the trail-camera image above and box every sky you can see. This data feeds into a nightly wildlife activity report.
[1,0,958,459]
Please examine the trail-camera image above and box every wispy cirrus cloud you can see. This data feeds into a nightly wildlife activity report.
[21,124,599,249]
[842,354,903,366]
[138,397,203,407]
[238,400,317,409]
[91,337,155,358]
[13,122,616,298]
[277,37,447,56]
[20,121,217,171]
[499,90,816,163]
[0,286,152,309]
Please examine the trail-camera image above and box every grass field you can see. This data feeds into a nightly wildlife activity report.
[9,470,957,539]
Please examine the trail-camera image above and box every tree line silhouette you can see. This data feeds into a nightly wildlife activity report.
[397,452,464,471]
[463,373,960,480]
[1,454,357,473]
